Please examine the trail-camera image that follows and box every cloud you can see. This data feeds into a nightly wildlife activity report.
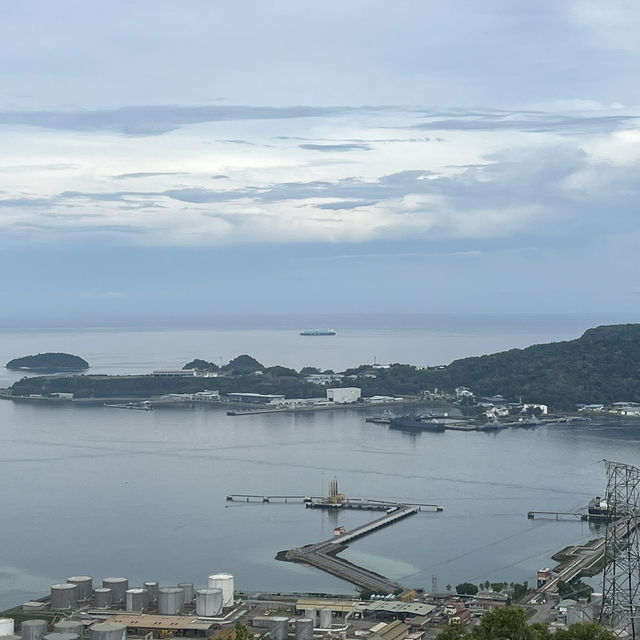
[0,105,358,135]
[412,110,640,134]
[299,143,372,152]
[113,171,189,180]
[316,200,378,210]
[2,105,640,248]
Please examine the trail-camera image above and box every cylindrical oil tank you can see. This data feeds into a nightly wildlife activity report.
[303,610,316,624]
[22,619,48,640]
[143,582,158,604]
[88,623,126,640]
[51,584,78,611]
[0,619,15,637]
[67,576,93,602]
[43,633,79,640]
[319,608,331,629]
[101,578,128,605]
[295,618,314,640]
[178,582,194,603]
[125,589,148,613]
[268,617,288,640]
[157,587,184,615]
[53,621,84,638]
[94,588,112,609]
[195,589,223,617]
[207,573,234,608]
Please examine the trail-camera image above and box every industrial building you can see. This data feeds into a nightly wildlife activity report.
[227,393,285,404]
[326,388,361,404]
[1,573,237,640]
[152,369,197,377]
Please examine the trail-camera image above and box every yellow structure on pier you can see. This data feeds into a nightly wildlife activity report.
[328,478,346,504]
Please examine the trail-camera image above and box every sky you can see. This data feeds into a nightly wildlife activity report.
[1,0,640,326]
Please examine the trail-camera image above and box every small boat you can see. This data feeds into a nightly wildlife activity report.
[299,329,336,336]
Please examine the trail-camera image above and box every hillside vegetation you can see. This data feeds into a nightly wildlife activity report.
[6,325,640,409]
[6,352,89,371]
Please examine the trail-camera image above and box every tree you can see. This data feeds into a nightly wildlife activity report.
[557,578,593,601]
[438,624,470,640]
[471,606,530,640]
[512,581,530,602]
[456,583,479,595]
[554,623,615,640]
[446,584,452,593]
[529,623,551,640]
[233,622,253,640]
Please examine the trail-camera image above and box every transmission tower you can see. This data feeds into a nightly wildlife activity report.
[599,460,640,638]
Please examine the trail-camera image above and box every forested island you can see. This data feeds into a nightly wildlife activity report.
[5,324,640,410]
[6,352,89,371]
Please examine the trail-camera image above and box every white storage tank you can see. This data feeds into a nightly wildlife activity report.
[295,618,314,640]
[143,582,158,604]
[94,588,112,609]
[21,619,48,640]
[303,609,316,624]
[53,621,84,638]
[178,583,194,603]
[268,617,289,640]
[51,584,78,611]
[207,573,234,608]
[67,576,93,602]
[195,589,223,617]
[0,619,15,637]
[319,608,331,629]
[125,589,148,612]
[43,633,79,640]
[88,623,126,640]
[157,587,184,615]
[102,578,128,605]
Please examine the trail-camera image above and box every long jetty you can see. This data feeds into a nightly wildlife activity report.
[277,505,420,594]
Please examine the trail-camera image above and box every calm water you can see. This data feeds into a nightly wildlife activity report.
[0,318,637,610]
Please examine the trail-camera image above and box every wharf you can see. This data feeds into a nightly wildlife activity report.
[278,505,419,593]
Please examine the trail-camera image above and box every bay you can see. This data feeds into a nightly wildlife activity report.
[0,316,636,611]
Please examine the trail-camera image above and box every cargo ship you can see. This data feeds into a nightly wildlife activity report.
[389,416,446,432]
[299,329,336,336]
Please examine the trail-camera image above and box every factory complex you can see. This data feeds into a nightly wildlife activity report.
[0,569,543,640]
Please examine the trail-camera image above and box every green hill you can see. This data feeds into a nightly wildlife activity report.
[6,325,640,409]
[420,323,640,409]
[6,352,89,371]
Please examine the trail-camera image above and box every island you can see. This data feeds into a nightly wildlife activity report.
[6,352,89,372]
[3,324,640,411]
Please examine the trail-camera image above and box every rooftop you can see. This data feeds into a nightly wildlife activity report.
[108,614,216,632]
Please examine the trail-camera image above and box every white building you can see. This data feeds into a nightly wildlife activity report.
[455,386,474,400]
[304,373,344,385]
[327,387,361,404]
[523,403,548,414]
[153,369,196,377]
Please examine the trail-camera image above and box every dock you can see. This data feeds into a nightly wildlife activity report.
[527,510,587,521]
[278,505,419,593]
[233,480,442,594]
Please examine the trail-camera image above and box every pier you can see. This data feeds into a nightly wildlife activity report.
[278,505,420,593]
[226,494,321,503]
[527,510,587,521]
[232,480,441,594]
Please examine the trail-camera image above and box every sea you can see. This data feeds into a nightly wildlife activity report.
[0,313,638,611]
